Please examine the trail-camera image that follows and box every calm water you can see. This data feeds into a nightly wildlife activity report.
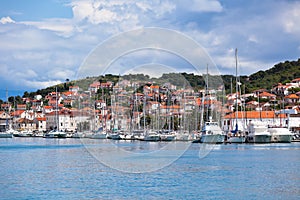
[0,138,299,200]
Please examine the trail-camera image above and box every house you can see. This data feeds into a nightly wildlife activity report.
[150,85,160,94]
[271,83,294,96]
[290,78,300,87]
[0,111,12,131]
[43,105,53,113]
[31,100,43,111]
[90,80,114,90]
[1,103,12,111]
[35,117,47,132]
[284,93,300,104]
[69,86,80,93]
[45,109,77,132]
[258,91,276,100]
[17,104,27,110]
[16,118,36,131]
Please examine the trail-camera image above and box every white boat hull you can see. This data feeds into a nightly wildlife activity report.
[246,135,271,143]
[0,133,13,138]
[200,134,225,144]
[90,133,107,139]
[44,131,67,138]
[143,135,160,141]
[268,127,292,143]
[227,136,246,143]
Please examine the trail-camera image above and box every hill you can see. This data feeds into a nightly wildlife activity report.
[245,58,300,91]
[2,58,300,104]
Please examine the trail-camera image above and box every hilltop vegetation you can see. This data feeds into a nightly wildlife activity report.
[2,58,300,104]
[245,58,300,91]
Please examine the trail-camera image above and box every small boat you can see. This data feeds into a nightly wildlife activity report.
[175,131,193,141]
[44,130,67,138]
[160,134,176,141]
[246,121,271,143]
[268,126,292,143]
[72,131,86,138]
[107,132,121,140]
[13,130,33,137]
[143,131,160,141]
[227,134,246,143]
[0,131,13,138]
[121,133,136,140]
[227,125,246,143]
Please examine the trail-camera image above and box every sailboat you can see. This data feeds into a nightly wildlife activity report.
[227,48,246,143]
[200,66,225,144]
[0,89,13,138]
[44,88,66,138]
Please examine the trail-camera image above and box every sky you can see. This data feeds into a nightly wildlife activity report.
[0,0,300,99]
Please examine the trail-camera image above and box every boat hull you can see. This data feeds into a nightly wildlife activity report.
[268,127,292,143]
[271,135,292,143]
[227,136,246,143]
[143,135,160,141]
[44,131,67,138]
[160,135,176,141]
[200,134,225,144]
[0,133,13,138]
[90,133,107,139]
[246,135,271,143]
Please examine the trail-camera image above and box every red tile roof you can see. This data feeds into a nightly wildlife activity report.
[285,94,299,99]
[224,111,286,119]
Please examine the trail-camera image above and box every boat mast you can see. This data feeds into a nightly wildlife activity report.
[55,87,58,131]
[206,64,209,122]
[235,48,238,129]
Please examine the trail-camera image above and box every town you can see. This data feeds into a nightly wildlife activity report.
[0,74,300,143]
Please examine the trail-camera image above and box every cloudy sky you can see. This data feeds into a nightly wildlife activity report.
[0,0,299,99]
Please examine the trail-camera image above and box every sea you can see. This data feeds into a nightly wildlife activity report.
[0,138,299,200]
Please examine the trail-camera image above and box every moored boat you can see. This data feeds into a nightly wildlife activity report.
[143,131,160,141]
[246,121,271,143]
[0,131,13,138]
[200,120,225,144]
[268,126,292,143]
[43,130,67,138]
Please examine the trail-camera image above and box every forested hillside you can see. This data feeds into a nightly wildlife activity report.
[4,58,300,103]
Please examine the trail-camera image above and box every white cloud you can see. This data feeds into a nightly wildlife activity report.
[23,80,63,90]
[189,0,223,12]
[22,19,75,37]
[280,2,300,37]
[0,16,15,24]
[1,0,300,95]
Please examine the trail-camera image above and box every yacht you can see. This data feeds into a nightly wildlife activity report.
[268,126,292,143]
[246,121,271,143]
[200,119,225,144]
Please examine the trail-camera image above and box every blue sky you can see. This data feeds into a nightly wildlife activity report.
[0,0,300,99]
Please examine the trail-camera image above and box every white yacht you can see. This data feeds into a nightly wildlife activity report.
[200,119,225,144]
[246,121,271,143]
[268,126,293,143]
